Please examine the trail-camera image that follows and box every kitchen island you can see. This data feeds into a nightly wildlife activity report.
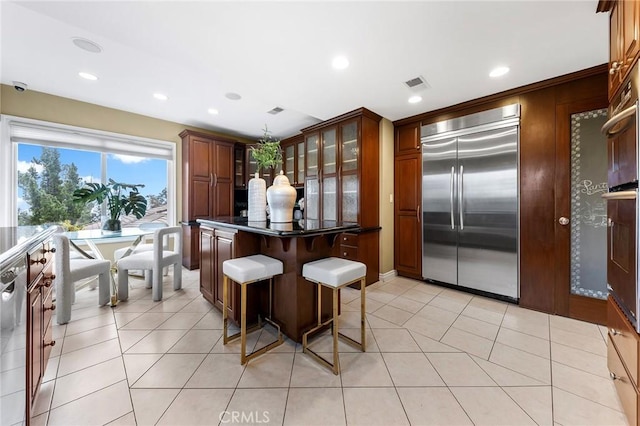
[197,217,359,342]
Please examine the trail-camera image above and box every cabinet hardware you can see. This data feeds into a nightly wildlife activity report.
[45,304,56,312]
[210,173,213,186]
[30,258,47,265]
[42,247,56,254]
[343,252,347,256]
[610,371,620,380]
[610,61,622,75]
[558,217,570,225]
[417,204,421,223]
[609,328,621,336]
[40,280,52,288]
[44,340,56,348]
[44,274,56,281]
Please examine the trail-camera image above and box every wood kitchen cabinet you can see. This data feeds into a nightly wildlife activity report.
[199,224,260,324]
[180,130,235,269]
[607,296,640,426]
[301,108,382,285]
[281,134,305,187]
[601,0,640,99]
[26,237,56,421]
[394,123,422,279]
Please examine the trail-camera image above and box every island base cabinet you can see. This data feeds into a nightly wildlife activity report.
[199,226,260,326]
[339,230,379,286]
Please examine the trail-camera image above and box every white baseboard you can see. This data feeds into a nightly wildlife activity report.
[379,270,397,282]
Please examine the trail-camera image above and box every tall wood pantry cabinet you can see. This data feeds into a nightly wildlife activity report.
[180,130,235,269]
[301,107,381,285]
[394,122,422,279]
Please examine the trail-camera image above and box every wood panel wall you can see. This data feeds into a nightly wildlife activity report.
[393,65,608,313]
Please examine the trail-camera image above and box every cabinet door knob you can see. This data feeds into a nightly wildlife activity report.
[610,371,620,380]
[31,258,47,265]
[45,303,56,312]
[610,61,622,75]
[44,340,56,347]
[609,328,621,336]
[40,280,52,288]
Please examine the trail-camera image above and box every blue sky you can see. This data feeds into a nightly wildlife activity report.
[18,144,167,210]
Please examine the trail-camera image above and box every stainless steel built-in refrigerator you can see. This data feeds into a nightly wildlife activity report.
[421,104,519,300]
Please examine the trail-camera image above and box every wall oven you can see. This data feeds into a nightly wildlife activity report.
[602,64,640,332]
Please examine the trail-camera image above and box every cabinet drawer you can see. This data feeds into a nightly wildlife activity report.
[608,297,638,386]
[340,245,359,260]
[341,233,359,247]
[608,338,638,426]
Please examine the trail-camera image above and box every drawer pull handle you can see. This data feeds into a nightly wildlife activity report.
[40,280,52,288]
[45,304,56,312]
[344,237,347,241]
[44,274,56,281]
[44,340,56,348]
[343,252,347,256]
[610,328,621,336]
[43,247,56,254]
[31,258,47,265]
[610,371,620,380]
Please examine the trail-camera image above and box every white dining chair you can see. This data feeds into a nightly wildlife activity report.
[116,226,182,301]
[113,222,169,285]
[53,234,112,324]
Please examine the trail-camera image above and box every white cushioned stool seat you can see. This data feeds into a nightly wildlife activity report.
[301,256,367,375]
[302,257,366,288]
[222,254,284,365]
[223,255,283,284]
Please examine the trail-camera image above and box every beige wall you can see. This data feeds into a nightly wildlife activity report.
[1,85,396,274]
[379,118,394,276]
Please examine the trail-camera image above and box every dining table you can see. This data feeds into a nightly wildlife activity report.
[64,227,155,305]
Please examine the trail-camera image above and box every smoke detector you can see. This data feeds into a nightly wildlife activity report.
[267,107,284,115]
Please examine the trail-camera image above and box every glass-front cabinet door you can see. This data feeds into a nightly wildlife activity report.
[341,121,359,222]
[321,128,338,221]
[305,133,319,220]
[296,141,305,186]
[284,143,295,185]
[234,145,245,188]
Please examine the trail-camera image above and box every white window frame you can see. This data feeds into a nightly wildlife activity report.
[0,114,176,227]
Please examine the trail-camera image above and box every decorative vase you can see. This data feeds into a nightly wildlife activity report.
[248,172,267,221]
[266,171,297,223]
[102,219,121,232]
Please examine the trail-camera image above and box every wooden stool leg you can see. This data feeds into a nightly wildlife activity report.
[240,282,248,365]
[360,278,366,351]
[223,275,229,344]
[332,287,339,375]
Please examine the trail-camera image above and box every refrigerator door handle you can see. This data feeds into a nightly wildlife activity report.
[450,166,455,229]
[459,165,464,230]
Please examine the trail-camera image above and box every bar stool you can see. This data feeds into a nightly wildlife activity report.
[302,257,366,375]
[222,254,284,364]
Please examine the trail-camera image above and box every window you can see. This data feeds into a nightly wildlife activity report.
[1,115,176,228]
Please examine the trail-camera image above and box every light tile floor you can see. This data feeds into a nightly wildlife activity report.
[31,268,629,426]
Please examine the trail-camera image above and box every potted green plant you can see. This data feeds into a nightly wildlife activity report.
[72,178,148,231]
[251,126,283,172]
[248,126,282,221]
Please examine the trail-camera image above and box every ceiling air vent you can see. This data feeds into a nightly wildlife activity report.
[404,76,430,90]
[267,107,284,115]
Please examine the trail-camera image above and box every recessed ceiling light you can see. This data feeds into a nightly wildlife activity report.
[78,72,98,81]
[153,93,168,101]
[489,66,510,78]
[208,108,219,115]
[408,95,422,104]
[225,92,242,100]
[332,56,349,70]
[71,37,102,53]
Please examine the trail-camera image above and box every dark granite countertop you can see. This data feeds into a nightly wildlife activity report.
[197,217,360,237]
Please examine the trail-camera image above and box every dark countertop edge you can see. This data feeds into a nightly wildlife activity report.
[180,221,200,226]
[0,225,59,273]
[196,218,360,237]
[347,226,382,234]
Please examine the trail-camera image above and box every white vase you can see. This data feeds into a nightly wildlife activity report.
[248,172,266,221]
[266,171,297,223]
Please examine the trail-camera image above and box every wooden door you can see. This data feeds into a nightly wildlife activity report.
[190,137,214,220]
[394,153,422,278]
[554,98,609,324]
[28,285,43,406]
[610,2,623,98]
[214,230,235,319]
[199,228,214,304]
[396,122,420,154]
[212,142,234,217]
